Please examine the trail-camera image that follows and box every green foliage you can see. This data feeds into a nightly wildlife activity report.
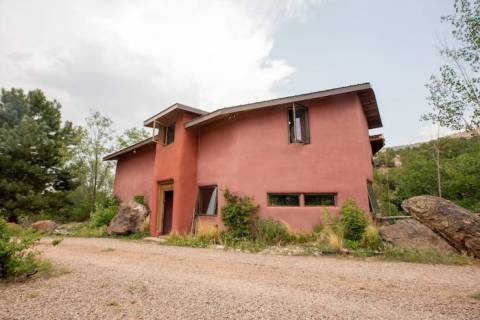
[361,225,383,251]
[424,0,480,132]
[0,218,42,279]
[68,223,108,238]
[74,111,115,215]
[51,238,63,246]
[89,196,119,228]
[134,195,145,205]
[0,88,80,222]
[382,246,472,265]
[340,199,368,241]
[253,218,293,245]
[116,127,150,149]
[374,136,480,213]
[220,189,258,239]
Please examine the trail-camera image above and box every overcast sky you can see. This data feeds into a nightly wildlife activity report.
[0,0,456,146]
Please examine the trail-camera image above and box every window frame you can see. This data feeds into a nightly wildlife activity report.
[195,185,218,216]
[288,105,310,144]
[304,193,337,207]
[267,193,301,207]
[164,124,175,145]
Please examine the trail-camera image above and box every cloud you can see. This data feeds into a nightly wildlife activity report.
[0,0,322,131]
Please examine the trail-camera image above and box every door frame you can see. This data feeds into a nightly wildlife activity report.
[157,181,174,235]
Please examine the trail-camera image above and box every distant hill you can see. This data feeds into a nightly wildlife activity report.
[389,129,479,151]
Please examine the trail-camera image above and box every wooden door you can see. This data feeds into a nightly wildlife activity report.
[157,182,174,235]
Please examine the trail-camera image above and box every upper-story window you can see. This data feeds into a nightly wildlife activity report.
[164,124,175,145]
[288,105,310,144]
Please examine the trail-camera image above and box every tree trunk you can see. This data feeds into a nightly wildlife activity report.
[402,196,480,258]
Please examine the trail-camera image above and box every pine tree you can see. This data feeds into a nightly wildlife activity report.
[0,88,79,222]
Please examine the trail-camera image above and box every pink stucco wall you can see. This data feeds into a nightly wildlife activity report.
[196,93,373,232]
[113,143,156,205]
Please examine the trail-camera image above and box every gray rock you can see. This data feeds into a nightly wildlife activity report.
[379,219,456,254]
[30,220,57,232]
[107,202,149,235]
[402,196,480,258]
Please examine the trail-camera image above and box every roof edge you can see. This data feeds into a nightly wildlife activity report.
[143,103,207,127]
[103,137,155,161]
[185,83,380,129]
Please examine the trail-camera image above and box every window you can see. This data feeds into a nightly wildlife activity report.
[164,124,175,145]
[304,194,336,206]
[196,186,218,215]
[268,194,300,206]
[367,181,379,214]
[288,105,310,144]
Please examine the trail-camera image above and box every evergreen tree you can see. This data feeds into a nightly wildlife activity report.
[0,89,79,222]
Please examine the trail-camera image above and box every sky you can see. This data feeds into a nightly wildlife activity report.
[0,0,456,146]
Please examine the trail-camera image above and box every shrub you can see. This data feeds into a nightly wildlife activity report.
[89,197,119,228]
[220,189,258,239]
[253,218,293,245]
[0,218,42,279]
[361,225,383,251]
[340,199,368,241]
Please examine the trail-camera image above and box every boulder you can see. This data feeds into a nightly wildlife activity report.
[402,196,480,258]
[30,220,57,232]
[379,219,456,254]
[107,202,149,235]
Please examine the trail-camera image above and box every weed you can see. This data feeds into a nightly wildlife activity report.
[253,218,293,245]
[51,238,63,246]
[471,292,480,300]
[101,248,116,252]
[361,225,383,251]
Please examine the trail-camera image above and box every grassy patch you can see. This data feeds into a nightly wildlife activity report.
[471,292,480,300]
[101,247,116,252]
[67,223,108,238]
[1,258,70,283]
[381,247,473,265]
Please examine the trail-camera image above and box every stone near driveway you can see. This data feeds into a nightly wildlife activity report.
[30,220,57,232]
[402,196,480,258]
[379,219,456,254]
[107,202,148,235]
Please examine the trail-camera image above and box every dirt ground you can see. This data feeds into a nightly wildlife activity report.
[1,237,479,320]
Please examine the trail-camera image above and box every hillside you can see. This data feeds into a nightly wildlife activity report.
[373,134,480,215]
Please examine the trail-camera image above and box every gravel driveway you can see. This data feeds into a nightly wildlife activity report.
[1,237,479,319]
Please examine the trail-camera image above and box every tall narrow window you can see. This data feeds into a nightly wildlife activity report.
[288,105,310,144]
[164,124,175,145]
[196,186,218,215]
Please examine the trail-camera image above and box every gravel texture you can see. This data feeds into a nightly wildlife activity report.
[1,237,479,319]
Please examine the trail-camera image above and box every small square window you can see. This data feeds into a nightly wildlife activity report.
[304,194,336,206]
[196,186,218,215]
[164,124,175,145]
[268,194,300,206]
[288,106,310,144]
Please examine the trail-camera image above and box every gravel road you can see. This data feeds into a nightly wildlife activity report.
[1,237,479,319]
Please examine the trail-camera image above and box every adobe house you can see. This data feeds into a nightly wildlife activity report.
[104,83,384,236]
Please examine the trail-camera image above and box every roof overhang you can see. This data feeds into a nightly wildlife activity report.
[370,134,385,155]
[103,138,155,161]
[144,103,207,128]
[185,83,383,129]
